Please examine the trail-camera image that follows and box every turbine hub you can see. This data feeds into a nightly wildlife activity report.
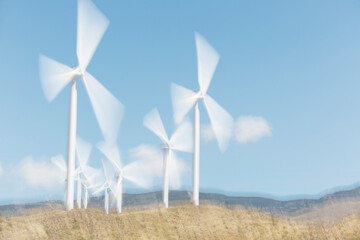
[74,66,85,77]
[197,91,204,100]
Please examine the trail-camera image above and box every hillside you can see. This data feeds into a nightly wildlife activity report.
[1,204,360,239]
[2,187,360,221]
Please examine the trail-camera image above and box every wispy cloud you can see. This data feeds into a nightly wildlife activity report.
[16,156,64,188]
[235,116,271,143]
[0,163,3,176]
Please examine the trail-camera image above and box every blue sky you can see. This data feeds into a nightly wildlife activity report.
[1,0,360,201]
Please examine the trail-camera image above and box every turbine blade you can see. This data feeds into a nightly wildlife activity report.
[39,55,75,102]
[82,165,101,185]
[203,94,234,152]
[76,136,92,168]
[171,83,197,124]
[101,159,116,185]
[170,118,193,153]
[51,155,67,174]
[97,141,122,171]
[77,0,109,70]
[143,108,169,144]
[195,32,220,95]
[92,182,107,196]
[83,72,124,143]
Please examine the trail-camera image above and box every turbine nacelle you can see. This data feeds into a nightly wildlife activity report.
[73,66,85,79]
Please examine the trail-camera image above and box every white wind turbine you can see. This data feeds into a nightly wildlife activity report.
[51,142,99,209]
[93,160,115,214]
[171,32,234,206]
[143,108,192,208]
[39,0,123,211]
[75,137,101,209]
[97,142,158,213]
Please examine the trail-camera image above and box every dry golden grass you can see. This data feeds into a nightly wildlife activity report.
[1,204,360,239]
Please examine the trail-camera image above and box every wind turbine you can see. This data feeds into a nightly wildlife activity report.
[143,108,192,208]
[97,141,158,213]
[75,137,100,209]
[93,160,115,214]
[171,32,234,206]
[39,0,124,211]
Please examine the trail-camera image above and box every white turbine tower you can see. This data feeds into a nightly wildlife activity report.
[143,108,192,208]
[39,0,123,211]
[97,142,158,213]
[171,32,234,206]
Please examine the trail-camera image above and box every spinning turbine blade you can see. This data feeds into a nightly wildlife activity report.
[39,55,75,102]
[143,108,169,144]
[77,0,109,70]
[83,72,124,143]
[195,32,220,95]
[203,94,234,152]
[101,160,112,183]
[171,83,197,124]
[51,155,67,173]
[76,137,92,167]
[170,119,193,152]
[97,141,122,170]
[92,182,107,195]
[82,165,101,185]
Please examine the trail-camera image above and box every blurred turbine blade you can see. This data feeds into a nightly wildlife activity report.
[203,94,234,152]
[92,182,107,196]
[76,136,92,168]
[51,155,67,174]
[101,160,110,183]
[39,54,75,102]
[171,83,197,124]
[77,0,109,70]
[83,72,124,142]
[195,32,220,95]
[170,118,193,153]
[143,108,169,144]
[101,159,116,185]
[83,165,101,185]
[97,141,122,171]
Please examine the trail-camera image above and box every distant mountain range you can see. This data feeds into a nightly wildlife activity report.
[2,187,360,221]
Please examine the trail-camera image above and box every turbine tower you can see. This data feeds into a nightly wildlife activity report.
[171,32,234,206]
[39,0,123,210]
[143,108,192,208]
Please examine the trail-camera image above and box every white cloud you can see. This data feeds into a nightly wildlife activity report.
[16,156,64,188]
[235,116,272,143]
[0,163,3,176]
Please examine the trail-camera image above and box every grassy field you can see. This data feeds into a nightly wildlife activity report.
[1,204,360,239]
